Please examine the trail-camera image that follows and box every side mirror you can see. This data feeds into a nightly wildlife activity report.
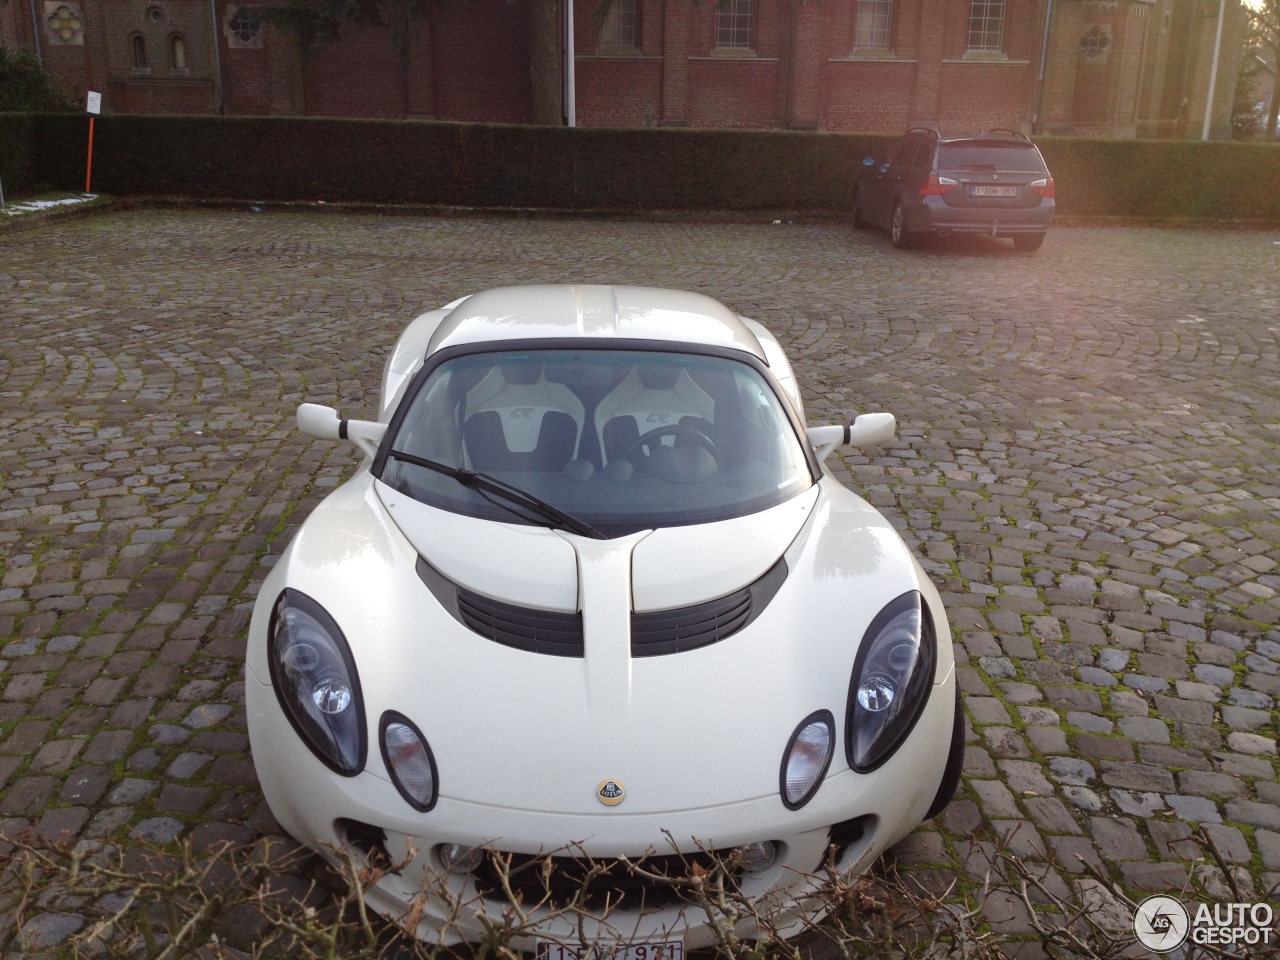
[806,412,896,462]
[297,403,387,459]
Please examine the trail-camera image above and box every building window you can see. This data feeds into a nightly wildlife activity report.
[600,0,638,47]
[1079,24,1110,62]
[45,3,85,45]
[131,34,148,68]
[171,35,186,69]
[966,0,1005,53]
[715,0,755,51]
[853,0,892,51]
[226,6,261,47]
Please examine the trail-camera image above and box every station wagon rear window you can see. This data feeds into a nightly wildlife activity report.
[939,142,1047,172]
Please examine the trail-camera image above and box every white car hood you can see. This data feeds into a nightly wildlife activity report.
[375,478,819,614]
[255,473,933,818]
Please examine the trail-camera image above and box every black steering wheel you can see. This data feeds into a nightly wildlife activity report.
[621,424,722,467]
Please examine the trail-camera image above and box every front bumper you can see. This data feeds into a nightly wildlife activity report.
[246,663,956,948]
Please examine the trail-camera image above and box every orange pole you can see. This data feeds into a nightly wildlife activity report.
[85,116,95,193]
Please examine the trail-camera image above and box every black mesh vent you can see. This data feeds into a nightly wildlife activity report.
[417,556,583,657]
[472,850,741,912]
[456,588,584,657]
[631,589,750,655]
[630,556,787,657]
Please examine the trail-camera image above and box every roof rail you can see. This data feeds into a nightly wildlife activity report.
[977,128,1030,140]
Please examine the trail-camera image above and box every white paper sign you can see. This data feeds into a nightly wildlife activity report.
[86,91,101,115]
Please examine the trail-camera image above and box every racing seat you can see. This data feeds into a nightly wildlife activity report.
[462,364,585,473]
[595,365,716,466]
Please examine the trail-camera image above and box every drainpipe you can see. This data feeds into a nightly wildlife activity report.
[210,0,225,113]
[30,0,45,67]
[1033,0,1054,132]
[1201,0,1226,139]
[564,0,576,126]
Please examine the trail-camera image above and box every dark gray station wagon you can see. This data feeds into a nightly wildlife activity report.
[854,129,1055,252]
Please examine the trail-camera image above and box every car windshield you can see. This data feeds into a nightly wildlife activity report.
[379,348,813,536]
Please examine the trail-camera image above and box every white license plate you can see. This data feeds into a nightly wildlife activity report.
[969,185,1017,197]
[536,941,683,960]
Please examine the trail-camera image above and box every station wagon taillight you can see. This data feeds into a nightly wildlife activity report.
[919,175,958,196]
[1031,177,1055,198]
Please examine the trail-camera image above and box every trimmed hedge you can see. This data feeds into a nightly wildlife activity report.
[7,112,1280,221]
[31,113,894,213]
[1036,137,1280,221]
[0,113,40,198]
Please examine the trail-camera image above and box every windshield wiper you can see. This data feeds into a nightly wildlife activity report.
[386,449,604,539]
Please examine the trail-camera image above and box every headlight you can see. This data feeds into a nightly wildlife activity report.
[268,589,366,776]
[380,711,439,811]
[780,710,834,810]
[845,591,936,773]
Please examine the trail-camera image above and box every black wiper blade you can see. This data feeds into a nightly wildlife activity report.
[387,449,604,539]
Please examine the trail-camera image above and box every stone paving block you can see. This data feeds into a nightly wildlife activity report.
[5,214,1280,936]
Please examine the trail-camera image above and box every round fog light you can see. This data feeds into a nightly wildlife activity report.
[735,841,778,873]
[437,843,484,874]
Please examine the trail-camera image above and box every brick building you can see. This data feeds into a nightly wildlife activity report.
[1,0,1245,138]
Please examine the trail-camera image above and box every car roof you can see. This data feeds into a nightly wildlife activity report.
[426,284,767,361]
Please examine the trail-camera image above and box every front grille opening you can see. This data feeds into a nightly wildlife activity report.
[339,818,393,871]
[826,814,875,865]
[472,849,744,912]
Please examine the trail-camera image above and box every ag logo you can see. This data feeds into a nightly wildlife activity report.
[645,413,671,423]
[596,778,625,806]
[1133,895,1190,951]
[509,407,535,419]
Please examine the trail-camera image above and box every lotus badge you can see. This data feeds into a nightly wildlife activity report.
[597,779,625,806]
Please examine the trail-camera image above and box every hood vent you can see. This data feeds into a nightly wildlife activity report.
[417,556,584,657]
[630,556,787,657]
[417,553,786,659]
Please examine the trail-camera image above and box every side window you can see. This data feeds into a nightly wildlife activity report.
[888,138,921,172]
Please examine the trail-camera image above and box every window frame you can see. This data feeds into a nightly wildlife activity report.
[966,0,1006,54]
[852,0,893,53]
[714,0,756,52]
[598,0,639,49]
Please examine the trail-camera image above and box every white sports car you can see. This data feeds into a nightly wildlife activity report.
[245,285,962,950]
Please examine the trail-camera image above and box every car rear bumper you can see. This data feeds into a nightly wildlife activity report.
[906,197,1054,236]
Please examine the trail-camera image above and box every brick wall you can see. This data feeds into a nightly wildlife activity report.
[3,0,1243,140]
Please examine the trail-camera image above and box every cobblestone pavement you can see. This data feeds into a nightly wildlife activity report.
[2,211,1279,954]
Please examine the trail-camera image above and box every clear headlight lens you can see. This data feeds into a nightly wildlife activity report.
[846,592,936,773]
[780,710,834,810]
[268,589,366,776]
[381,712,438,811]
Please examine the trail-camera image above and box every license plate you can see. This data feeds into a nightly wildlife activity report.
[536,941,684,960]
[969,185,1017,197]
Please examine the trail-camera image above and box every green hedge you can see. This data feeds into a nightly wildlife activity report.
[8,113,1280,221]
[1036,137,1280,220]
[31,113,894,212]
[0,113,40,199]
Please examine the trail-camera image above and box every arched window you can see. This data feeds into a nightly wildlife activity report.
[715,0,754,51]
[599,0,638,48]
[171,35,186,70]
[131,34,149,69]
